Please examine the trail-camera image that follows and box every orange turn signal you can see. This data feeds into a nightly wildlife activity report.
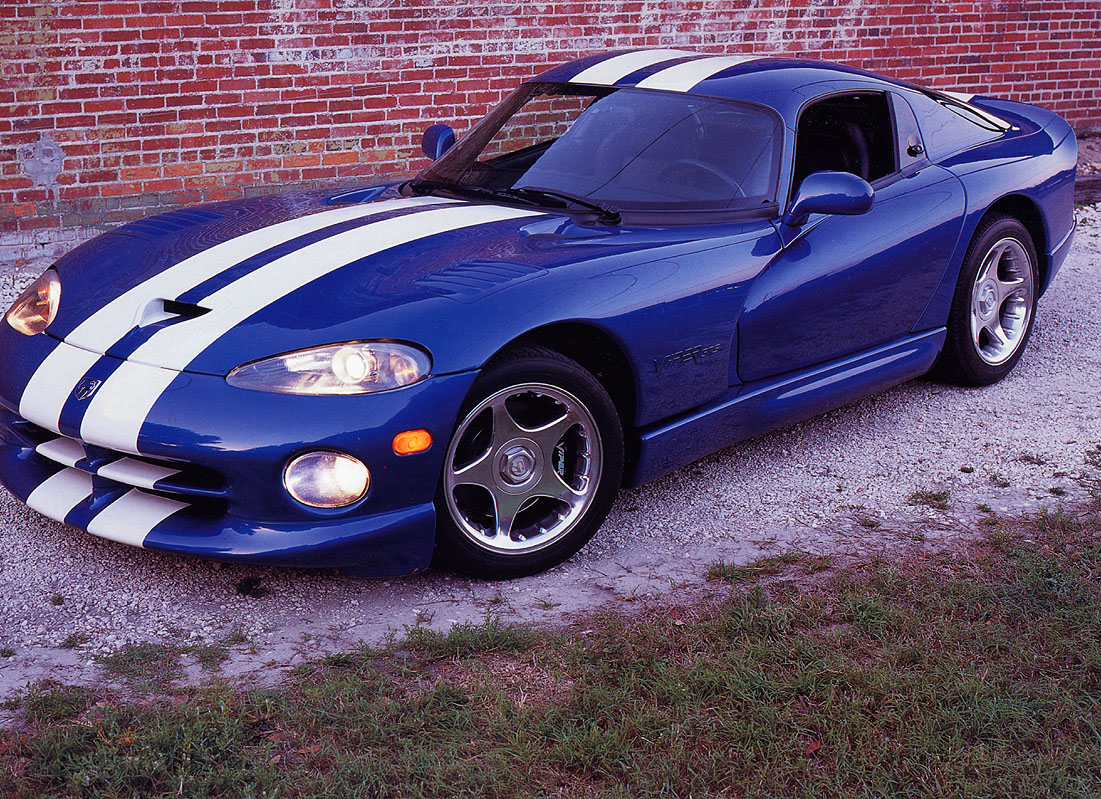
[393,429,432,455]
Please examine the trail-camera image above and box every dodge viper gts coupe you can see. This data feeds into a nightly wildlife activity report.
[0,50,1076,578]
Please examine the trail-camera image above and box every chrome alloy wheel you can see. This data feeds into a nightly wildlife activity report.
[969,237,1034,366]
[444,383,602,554]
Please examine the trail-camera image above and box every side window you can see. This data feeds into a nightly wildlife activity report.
[792,92,897,194]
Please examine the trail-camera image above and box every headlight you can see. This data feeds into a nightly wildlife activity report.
[226,341,431,395]
[5,269,61,336]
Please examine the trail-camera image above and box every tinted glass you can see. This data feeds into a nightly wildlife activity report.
[420,82,782,212]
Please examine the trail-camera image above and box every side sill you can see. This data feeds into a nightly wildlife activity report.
[627,328,947,487]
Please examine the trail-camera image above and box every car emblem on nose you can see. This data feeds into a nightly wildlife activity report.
[74,378,102,401]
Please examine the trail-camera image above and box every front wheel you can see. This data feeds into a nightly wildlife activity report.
[936,214,1038,386]
[434,346,624,579]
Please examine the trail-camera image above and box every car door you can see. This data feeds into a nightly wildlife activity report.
[736,90,967,384]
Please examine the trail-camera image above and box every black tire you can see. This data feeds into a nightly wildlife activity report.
[433,345,624,579]
[935,214,1039,386]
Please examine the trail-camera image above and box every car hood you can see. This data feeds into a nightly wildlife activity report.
[46,186,714,375]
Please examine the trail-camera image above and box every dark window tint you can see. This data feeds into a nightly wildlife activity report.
[792,92,896,192]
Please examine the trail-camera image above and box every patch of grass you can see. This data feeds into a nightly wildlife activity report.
[404,617,537,659]
[803,555,833,574]
[9,681,94,724]
[977,502,994,513]
[858,516,880,529]
[1019,451,1048,465]
[5,506,1101,799]
[97,642,184,691]
[188,644,229,672]
[534,597,561,610]
[48,593,64,606]
[0,647,14,658]
[990,472,1012,488]
[908,489,950,510]
[1049,486,1067,496]
[59,632,90,649]
[707,551,806,583]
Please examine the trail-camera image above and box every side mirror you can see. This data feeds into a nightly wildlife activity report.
[782,171,874,228]
[421,123,456,160]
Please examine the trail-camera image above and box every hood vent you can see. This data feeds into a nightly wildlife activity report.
[414,260,546,302]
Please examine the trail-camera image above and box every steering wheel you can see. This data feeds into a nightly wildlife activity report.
[657,159,743,198]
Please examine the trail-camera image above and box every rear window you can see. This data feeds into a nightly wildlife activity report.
[902,90,1005,162]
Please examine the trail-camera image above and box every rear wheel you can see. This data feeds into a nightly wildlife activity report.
[937,214,1038,386]
[434,346,623,578]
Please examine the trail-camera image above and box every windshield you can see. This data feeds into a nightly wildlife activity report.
[417,82,782,214]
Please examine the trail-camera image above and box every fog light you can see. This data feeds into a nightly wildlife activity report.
[283,451,369,508]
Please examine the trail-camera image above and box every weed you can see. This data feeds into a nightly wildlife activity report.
[535,597,561,610]
[1083,445,1101,468]
[59,633,90,649]
[1019,451,1048,465]
[858,516,880,529]
[977,502,994,513]
[0,648,13,658]
[12,681,93,724]
[990,472,1011,488]
[48,593,64,606]
[97,642,183,690]
[803,555,833,574]
[960,465,975,473]
[908,489,950,510]
[404,617,536,659]
[1049,486,1067,496]
[189,643,229,672]
[707,551,806,583]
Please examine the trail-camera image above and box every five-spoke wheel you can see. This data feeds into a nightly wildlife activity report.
[938,214,1039,386]
[434,346,623,578]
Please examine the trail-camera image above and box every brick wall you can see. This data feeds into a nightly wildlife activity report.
[2,0,1099,273]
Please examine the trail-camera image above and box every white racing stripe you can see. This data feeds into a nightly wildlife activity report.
[86,488,188,548]
[35,436,86,468]
[26,468,93,523]
[17,197,449,434]
[97,457,180,490]
[635,54,760,92]
[78,203,544,454]
[569,49,693,86]
[18,344,100,434]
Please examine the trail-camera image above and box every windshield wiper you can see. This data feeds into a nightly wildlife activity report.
[504,186,621,224]
[407,179,621,224]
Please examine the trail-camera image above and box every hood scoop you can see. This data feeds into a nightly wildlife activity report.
[137,298,211,328]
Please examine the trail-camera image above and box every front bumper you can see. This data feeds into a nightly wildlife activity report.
[0,333,477,576]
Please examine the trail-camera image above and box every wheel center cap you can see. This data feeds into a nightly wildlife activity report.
[495,438,543,492]
[978,284,998,317]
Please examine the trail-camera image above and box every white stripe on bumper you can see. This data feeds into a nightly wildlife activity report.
[26,468,94,522]
[35,436,86,468]
[97,457,181,490]
[86,488,188,548]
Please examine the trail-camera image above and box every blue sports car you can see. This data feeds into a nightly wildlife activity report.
[0,50,1077,578]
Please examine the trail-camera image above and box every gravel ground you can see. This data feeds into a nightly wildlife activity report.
[0,204,1099,703]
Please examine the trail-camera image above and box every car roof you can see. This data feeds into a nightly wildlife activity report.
[537,50,923,124]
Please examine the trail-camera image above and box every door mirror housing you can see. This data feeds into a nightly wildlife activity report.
[783,171,875,227]
[421,123,456,160]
